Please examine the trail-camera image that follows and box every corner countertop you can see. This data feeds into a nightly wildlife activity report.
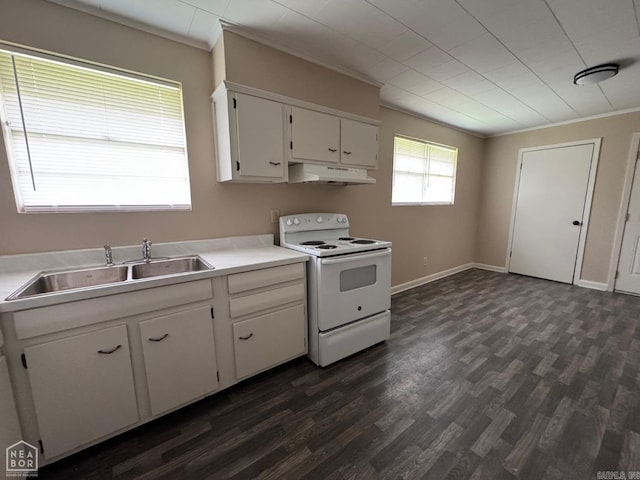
[0,235,308,313]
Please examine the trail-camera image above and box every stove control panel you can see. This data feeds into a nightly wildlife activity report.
[280,213,350,232]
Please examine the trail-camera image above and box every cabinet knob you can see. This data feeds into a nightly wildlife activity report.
[239,333,254,340]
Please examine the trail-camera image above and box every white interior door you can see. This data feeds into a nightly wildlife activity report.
[509,144,594,283]
[616,147,640,294]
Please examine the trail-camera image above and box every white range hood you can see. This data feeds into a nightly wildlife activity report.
[288,164,375,185]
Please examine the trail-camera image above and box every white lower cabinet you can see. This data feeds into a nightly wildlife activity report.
[2,262,308,465]
[233,304,306,379]
[0,355,22,474]
[24,325,138,459]
[139,305,218,416]
[227,263,307,380]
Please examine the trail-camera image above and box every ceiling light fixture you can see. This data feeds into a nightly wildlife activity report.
[573,63,619,85]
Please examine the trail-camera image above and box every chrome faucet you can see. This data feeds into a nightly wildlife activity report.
[142,238,152,262]
[104,245,114,266]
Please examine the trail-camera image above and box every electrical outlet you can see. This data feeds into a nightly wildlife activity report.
[423,256,428,266]
[270,209,280,223]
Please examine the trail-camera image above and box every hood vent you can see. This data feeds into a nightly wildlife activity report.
[288,164,375,185]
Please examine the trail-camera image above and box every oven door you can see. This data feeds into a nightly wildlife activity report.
[316,248,391,331]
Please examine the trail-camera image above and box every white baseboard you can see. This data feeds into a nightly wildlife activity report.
[472,263,506,273]
[391,263,474,295]
[391,262,507,295]
[391,262,606,296]
[574,279,608,291]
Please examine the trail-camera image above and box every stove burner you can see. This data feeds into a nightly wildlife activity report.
[338,237,355,241]
[316,244,337,250]
[351,239,376,245]
[300,241,325,246]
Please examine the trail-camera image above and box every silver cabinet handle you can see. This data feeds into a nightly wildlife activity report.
[328,148,337,152]
[98,345,122,354]
[148,333,169,342]
[343,151,352,155]
[269,161,281,166]
[239,333,253,340]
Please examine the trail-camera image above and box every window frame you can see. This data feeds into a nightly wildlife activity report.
[0,43,192,214]
[391,134,458,206]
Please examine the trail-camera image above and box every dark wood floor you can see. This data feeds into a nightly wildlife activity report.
[39,269,640,479]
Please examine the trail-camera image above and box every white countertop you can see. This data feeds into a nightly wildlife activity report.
[0,235,308,313]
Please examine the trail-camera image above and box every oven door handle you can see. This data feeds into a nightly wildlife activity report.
[320,248,391,265]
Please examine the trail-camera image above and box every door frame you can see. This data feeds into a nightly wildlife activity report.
[505,138,601,285]
[608,132,640,291]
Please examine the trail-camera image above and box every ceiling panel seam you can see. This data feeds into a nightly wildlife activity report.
[361,0,553,124]
[454,0,581,118]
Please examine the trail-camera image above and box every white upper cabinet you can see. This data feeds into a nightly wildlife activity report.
[212,82,380,183]
[340,119,378,168]
[290,107,340,164]
[212,87,285,182]
[289,106,378,169]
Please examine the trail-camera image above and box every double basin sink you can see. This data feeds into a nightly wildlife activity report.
[7,256,213,300]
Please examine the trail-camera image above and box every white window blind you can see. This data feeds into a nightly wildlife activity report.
[0,48,191,212]
[392,136,457,205]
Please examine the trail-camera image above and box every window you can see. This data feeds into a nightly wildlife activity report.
[392,135,457,205]
[0,47,191,213]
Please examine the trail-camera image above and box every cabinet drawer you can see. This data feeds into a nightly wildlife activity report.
[229,283,304,318]
[139,306,218,416]
[233,304,306,379]
[227,263,304,294]
[25,325,138,458]
[14,279,213,339]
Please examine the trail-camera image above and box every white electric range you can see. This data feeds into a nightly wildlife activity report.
[280,213,391,366]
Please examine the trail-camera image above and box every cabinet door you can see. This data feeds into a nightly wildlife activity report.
[139,306,218,416]
[25,325,138,458]
[291,107,340,163]
[234,93,285,179]
[0,356,22,473]
[233,304,306,379]
[340,119,378,168]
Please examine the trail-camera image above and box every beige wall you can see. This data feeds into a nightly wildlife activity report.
[0,0,484,289]
[220,31,380,119]
[341,108,484,286]
[0,0,351,255]
[477,112,640,283]
[212,33,226,88]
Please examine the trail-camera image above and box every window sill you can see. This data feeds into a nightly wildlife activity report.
[391,202,454,206]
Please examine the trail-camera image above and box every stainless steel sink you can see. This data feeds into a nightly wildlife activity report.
[131,256,212,279]
[7,265,129,300]
[6,255,214,300]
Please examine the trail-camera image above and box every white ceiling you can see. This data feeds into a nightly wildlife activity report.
[50,0,640,136]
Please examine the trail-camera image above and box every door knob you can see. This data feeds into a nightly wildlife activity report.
[572,220,582,226]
